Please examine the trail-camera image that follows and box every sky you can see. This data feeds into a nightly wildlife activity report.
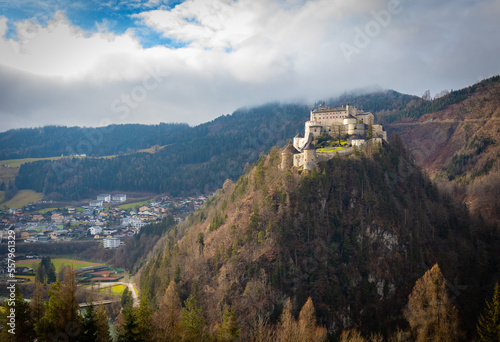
[0,0,499,132]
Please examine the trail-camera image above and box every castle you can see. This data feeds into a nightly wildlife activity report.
[281,104,387,170]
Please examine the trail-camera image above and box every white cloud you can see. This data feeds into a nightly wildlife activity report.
[0,0,499,132]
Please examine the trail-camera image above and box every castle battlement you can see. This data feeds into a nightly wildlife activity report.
[283,104,387,171]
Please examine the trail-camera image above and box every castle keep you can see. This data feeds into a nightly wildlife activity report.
[282,104,387,171]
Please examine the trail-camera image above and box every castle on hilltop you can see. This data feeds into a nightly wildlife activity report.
[281,104,387,171]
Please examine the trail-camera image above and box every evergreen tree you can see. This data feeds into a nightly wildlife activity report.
[121,287,133,309]
[81,296,98,342]
[35,267,82,342]
[404,264,461,342]
[181,294,206,341]
[216,308,239,341]
[477,282,500,342]
[36,257,57,284]
[0,285,34,342]
[136,296,153,341]
[118,305,141,342]
[96,304,112,342]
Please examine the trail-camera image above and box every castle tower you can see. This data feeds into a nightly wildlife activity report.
[280,143,294,170]
[303,144,317,171]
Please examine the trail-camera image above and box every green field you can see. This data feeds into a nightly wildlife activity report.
[15,275,36,282]
[117,199,151,210]
[0,156,79,168]
[0,191,4,202]
[97,284,127,296]
[37,207,60,214]
[17,258,105,273]
[2,190,44,208]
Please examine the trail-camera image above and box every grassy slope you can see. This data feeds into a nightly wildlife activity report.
[117,200,151,210]
[2,190,43,208]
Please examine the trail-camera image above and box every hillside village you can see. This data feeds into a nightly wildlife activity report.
[282,104,388,170]
[0,194,208,248]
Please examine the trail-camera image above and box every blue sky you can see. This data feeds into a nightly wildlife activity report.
[1,0,186,47]
[0,0,499,131]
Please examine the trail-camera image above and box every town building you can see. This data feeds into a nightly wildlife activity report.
[97,194,111,203]
[112,194,127,202]
[89,200,104,207]
[103,237,120,249]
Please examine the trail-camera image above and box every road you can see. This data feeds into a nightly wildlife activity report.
[85,280,139,307]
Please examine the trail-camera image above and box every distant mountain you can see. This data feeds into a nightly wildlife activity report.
[14,103,310,200]
[386,75,500,227]
[0,123,190,160]
[137,142,497,339]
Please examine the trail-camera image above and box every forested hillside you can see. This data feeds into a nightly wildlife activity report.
[0,123,189,159]
[14,103,310,200]
[137,139,499,339]
[387,75,500,227]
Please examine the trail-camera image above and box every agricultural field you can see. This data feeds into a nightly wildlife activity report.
[95,284,127,296]
[117,199,151,210]
[137,144,167,154]
[17,258,104,273]
[2,190,44,208]
[0,156,88,168]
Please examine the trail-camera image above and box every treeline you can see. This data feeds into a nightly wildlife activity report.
[15,103,310,200]
[324,89,419,114]
[2,265,499,341]
[0,123,189,160]
[0,240,99,255]
[379,75,500,123]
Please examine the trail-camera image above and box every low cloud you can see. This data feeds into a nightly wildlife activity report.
[0,0,499,131]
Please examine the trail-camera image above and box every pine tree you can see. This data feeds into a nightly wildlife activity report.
[35,267,82,342]
[136,296,153,341]
[96,304,112,342]
[477,282,500,342]
[81,296,98,342]
[216,308,239,341]
[181,294,206,341]
[404,264,461,342]
[0,285,34,342]
[119,306,141,342]
[36,256,57,284]
[121,287,133,309]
